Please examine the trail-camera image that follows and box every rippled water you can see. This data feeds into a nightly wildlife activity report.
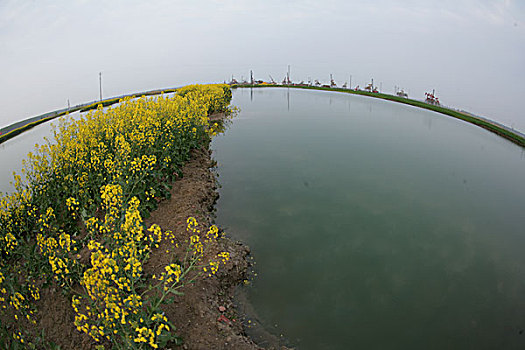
[212,87,525,349]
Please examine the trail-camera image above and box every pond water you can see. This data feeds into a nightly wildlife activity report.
[211,88,525,349]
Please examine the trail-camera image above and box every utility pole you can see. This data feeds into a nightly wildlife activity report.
[99,72,102,101]
[287,65,290,85]
[250,70,254,85]
[67,99,70,110]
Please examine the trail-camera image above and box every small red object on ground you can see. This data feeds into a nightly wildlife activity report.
[217,314,231,324]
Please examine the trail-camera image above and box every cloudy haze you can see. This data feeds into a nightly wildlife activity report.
[1,0,524,131]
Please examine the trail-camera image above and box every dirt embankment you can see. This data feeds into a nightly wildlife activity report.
[147,146,292,350]
[143,146,261,350]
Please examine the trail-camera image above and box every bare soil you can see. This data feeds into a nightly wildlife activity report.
[143,146,261,350]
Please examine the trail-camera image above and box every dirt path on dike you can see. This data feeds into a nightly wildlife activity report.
[144,145,292,350]
[143,146,261,350]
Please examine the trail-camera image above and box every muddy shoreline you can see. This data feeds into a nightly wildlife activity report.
[144,146,262,349]
[154,146,294,350]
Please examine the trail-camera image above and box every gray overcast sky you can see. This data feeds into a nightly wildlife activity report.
[1,0,524,132]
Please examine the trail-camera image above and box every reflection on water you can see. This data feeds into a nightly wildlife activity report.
[212,88,525,349]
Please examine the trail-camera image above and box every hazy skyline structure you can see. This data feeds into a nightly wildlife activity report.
[1,0,524,132]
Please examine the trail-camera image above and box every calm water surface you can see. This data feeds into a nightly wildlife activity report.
[212,88,525,349]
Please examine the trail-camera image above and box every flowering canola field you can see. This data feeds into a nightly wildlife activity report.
[0,84,233,349]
